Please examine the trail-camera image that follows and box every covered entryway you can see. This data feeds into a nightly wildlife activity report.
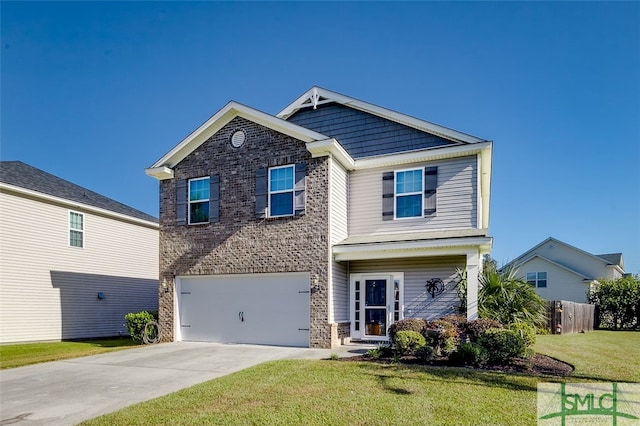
[177,272,310,347]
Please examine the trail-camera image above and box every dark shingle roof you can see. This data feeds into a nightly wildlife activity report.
[596,253,623,268]
[0,161,158,223]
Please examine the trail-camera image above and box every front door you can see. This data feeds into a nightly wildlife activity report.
[350,273,403,341]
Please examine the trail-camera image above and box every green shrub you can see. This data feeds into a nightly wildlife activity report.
[449,342,489,366]
[388,318,427,343]
[367,344,392,359]
[509,322,536,347]
[465,318,503,342]
[416,345,435,362]
[393,330,426,356]
[124,311,155,343]
[477,328,527,364]
[425,318,460,355]
[588,275,640,329]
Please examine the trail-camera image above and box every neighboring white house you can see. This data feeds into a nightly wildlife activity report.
[502,237,625,303]
[0,161,159,343]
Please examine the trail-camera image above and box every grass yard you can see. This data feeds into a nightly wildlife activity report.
[533,330,640,382]
[0,338,138,369]
[82,360,546,426]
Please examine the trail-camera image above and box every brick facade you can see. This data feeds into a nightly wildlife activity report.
[158,116,333,348]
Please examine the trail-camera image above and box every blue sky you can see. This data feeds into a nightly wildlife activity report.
[2,2,639,274]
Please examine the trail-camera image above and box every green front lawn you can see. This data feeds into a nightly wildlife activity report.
[533,330,640,382]
[82,331,640,426]
[0,338,138,369]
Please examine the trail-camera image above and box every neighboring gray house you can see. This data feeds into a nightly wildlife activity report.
[146,87,493,348]
[0,161,159,343]
[502,237,625,303]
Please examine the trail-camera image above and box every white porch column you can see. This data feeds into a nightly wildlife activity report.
[466,250,480,320]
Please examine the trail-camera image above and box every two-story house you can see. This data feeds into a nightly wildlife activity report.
[501,237,625,303]
[0,161,159,343]
[146,87,492,348]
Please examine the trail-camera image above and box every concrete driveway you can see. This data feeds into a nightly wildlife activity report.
[0,341,372,426]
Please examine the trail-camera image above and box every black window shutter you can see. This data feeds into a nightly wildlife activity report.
[294,162,306,216]
[255,168,267,218]
[176,179,187,225]
[209,174,220,223]
[424,167,438,215]
[382,172,394,221]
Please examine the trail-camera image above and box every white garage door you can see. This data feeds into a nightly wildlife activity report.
[177,272,310,347]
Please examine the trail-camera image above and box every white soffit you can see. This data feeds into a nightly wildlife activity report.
[278,86,487,145]
[333,237,493,261]
[147,101,329,172]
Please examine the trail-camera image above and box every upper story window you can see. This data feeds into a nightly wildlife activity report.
[268,165,295,217]
[69,211,84,248]
[189,177,210,224]
[382,166,437,221]
[395,169,423,218]
[527,272,547,288]
[255,163,306,219]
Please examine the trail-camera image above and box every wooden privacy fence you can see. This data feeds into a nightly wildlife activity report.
[547,300,595,334]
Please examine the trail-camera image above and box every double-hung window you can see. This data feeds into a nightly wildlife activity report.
[189,177,210,224]
[269,165,294,217]
[526,272,547,288]
[69,211,84,248]
[395,169,423,218]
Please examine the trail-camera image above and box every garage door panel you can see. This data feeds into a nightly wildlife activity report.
[178,273,310,347]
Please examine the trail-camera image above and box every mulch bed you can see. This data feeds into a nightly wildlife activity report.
[339,353,574,377]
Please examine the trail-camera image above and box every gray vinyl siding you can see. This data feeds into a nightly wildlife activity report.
[349,257,465,320]
[349,156,478,236]
[287,103,456,159]
[329,158,349,322]
[0,190,158,343]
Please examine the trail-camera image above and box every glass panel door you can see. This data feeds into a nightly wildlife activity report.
[364,279,387,336]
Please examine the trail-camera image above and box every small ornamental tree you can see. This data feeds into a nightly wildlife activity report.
[588,275,640,330]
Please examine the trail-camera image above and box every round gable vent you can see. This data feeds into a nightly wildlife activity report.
[231,130,246,148]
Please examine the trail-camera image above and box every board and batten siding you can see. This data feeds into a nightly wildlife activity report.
[349,156,478,236]
[0,191,159,343]
[349,257,465,320]
[329,157,349,322]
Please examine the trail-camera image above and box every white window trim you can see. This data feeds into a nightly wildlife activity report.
[394,167,424,220]
[69,210,84,248]
[268,164,295,218]
[527,271,547,288]
[350,272,404,342]
[188,177,210,225]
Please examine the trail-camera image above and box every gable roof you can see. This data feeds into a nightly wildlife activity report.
[278,86,489,147]
[596,253,624,269]
[502,237,624,274]
[146,101,332,178]
[0,161,158,224]
[511,253,591,280]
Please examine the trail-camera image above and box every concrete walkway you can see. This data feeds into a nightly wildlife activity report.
[0,342,374,426]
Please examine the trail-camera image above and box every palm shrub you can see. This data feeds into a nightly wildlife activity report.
[477,267,548,329]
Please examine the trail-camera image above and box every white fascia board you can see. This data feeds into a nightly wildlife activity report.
[0,183,159,229]
[278,86,486,144]
[148,101,329,170]
[145,166,174,180]
[333,237,493,262]
[352,141,492,170]
[513,254,591,280]
[305,138,355,170]
[479,143,492,229]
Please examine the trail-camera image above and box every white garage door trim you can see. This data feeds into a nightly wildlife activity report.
[175,272,310,347]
